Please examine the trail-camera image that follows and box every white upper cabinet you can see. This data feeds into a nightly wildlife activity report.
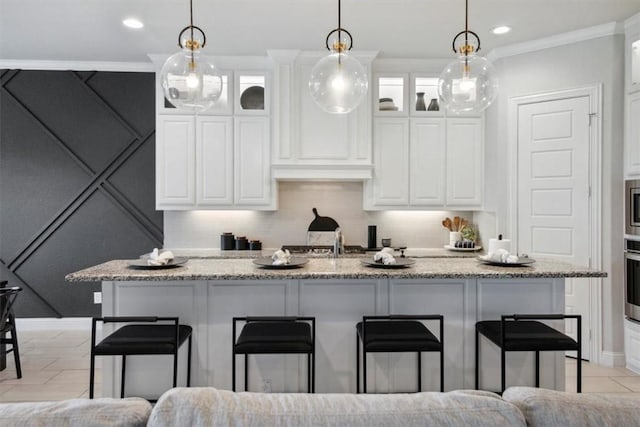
[371,118,410,205]
[152,55,275,210]
[156,116,196,207]
[626,14,640,94]
[410,118,446,205]
[626,14,640,177]
[197,117,234,206]
[365,69,483,210]
[270,50,378,180]
[626,91,640,176]
[234,117,272,206]
[446,118,483,207]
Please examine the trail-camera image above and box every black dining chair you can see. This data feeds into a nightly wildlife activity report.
[356,315,444,393]
[475,314,581,393]
[232,316,315,393]
[0,282,22,379]
[89,316,192,399]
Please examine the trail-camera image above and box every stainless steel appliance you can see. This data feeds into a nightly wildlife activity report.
[626,179,640,236]
[625,238,640,322]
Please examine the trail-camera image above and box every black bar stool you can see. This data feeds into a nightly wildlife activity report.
[89,316,192,399]
[232,316,315,392]
[356,315,444,393]
[475,314,581,393]
[0,283,22,379]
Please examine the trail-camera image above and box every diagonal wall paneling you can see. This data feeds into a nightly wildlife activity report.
[0,69,162,317]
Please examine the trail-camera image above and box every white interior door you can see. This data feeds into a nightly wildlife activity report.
[517,94,592,360]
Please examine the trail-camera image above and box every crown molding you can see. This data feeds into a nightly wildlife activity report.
[625,11,640,30]
[0,59,154,72]
[486,22,624,62]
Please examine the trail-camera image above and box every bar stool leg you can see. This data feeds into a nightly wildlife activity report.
[417,352,422,392]
[232,351,236,392]
[475,328,480,390]
[120,355,127,398]
[535,351,540,387]
[440,348,444,392]
[363,347,368,393]
[501,349,506,394]
[244,355,249,391]
[356,334,360,393]
[307,353,311,392]
[186,335,192,387]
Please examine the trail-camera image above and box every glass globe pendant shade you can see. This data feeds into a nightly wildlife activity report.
[160,46,223,111]
[309,51,368,114]
[438,52,498,114]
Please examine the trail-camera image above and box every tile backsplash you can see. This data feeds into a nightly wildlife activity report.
[164,181,487,249]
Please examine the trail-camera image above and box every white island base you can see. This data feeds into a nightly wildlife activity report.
[100,277,566,399]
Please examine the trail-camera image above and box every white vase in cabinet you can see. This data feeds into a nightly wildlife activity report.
[156,116,196,207]
[446,117,483,207]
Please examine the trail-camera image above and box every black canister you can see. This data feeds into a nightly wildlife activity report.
[235,236,248,250]
[220,232,235,250]
[367,225,377,249]
[249,240,262,251]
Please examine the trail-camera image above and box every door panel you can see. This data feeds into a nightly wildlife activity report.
[517,95,591,360]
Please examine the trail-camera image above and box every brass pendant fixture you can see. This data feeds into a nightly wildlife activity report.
[438,0,498,114]
[160,0,223,112]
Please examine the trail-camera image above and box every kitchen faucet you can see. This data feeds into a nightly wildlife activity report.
[333,228,344,257]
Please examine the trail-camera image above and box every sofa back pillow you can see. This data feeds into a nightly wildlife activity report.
[503,386,640,427]
[0,397,151,427]
[149,387,526,427]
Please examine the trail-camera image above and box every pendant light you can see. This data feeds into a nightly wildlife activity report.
[160,0,223,111]
[438,0,498,114]
[308,0,368,114]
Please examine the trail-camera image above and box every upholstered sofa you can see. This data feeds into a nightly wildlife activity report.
[0,397,151,427]
[1,387,640,427]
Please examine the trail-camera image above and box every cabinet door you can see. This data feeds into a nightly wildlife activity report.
[627,91,640,176]
[446,118,483,207]
[372,118,409,206]
[234,117,272,206]
[197,117,233,206]
[156,116,195,208]
[410,118,446,205]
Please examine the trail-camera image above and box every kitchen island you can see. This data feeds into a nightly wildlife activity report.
[68,257,605,398]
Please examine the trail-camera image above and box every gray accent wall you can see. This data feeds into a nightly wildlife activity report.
[0,69,162,317]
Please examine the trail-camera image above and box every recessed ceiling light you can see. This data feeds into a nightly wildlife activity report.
[123,18,144,29]
[492,26,511,35]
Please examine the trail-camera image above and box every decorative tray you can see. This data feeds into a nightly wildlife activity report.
[252,257,308,269]
[360,258,416,269]
[477,256,536,267]
[444,245,482,252]
[128,257,189,269]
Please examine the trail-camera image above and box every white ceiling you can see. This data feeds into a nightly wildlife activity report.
[1,0,640,63]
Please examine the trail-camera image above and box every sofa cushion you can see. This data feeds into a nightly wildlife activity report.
[0,397,151,427]
[503,386,640,427]
[148,387,526,427]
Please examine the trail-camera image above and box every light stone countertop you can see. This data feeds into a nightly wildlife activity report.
[66,257,607,282]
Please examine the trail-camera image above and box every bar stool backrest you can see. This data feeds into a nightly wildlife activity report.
[0,287,21,333]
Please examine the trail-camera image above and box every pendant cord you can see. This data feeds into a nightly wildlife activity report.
[189,0,195,68]
[338,0,342,64]
[464,0,469,67]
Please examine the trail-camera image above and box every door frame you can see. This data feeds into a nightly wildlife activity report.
[507,84,603,364]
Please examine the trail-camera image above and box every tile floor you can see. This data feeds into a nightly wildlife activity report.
[0,328,639,401]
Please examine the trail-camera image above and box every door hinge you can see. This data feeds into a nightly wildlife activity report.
[588,112,597,126]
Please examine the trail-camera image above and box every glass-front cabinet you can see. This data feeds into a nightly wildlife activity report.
[411,76,442,116]
[235,73,269,115]
[374,74,407,116]
[160,72,233,115]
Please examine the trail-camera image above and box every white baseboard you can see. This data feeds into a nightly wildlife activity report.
[599,351,626,367]
[15,317,92,331]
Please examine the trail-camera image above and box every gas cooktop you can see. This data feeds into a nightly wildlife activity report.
[281,245,367,256]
